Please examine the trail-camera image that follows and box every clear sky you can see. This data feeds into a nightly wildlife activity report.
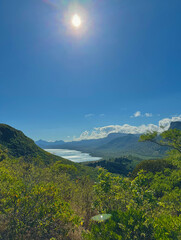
[0,0,181,141]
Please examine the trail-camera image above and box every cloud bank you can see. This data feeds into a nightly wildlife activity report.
[74,115,181,141]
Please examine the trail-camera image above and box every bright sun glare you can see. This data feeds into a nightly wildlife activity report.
[72,14,82,28]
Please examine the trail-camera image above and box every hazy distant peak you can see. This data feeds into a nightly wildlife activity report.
[36,139,65,148]
[169,121,181,130]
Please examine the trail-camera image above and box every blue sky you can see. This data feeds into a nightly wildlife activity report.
[0,0,181,141]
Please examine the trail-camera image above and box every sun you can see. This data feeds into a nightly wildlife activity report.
[72,14,82,28]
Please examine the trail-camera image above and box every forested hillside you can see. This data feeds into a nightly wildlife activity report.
[0,124,98,178]
[0,124,69,164]
[82,156,140,176]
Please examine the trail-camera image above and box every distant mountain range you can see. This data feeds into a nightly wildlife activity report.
[36,121,181,159]
[36,139,65,148]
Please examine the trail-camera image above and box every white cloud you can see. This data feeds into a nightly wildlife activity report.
[145,113,153,117]
[74,115,181,141]
[99,114,105,117]
[133,111,141,118]
[131,111,153,118]
[84,113,94,118]
[159,115,181,130]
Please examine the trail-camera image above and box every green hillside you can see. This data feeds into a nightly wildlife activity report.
[0,124,98,179]
[95,134,167,158]
[0,124,73,164]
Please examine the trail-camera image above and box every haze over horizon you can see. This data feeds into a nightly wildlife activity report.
[0,0,181,141]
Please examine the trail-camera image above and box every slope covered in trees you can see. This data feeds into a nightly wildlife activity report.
[0,124,70,164]
[0,124,98,178]
[83,156,140,176]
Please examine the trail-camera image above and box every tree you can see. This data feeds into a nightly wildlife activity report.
[139,129,181,154]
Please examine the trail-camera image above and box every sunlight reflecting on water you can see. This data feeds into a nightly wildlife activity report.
[45,149,101,163]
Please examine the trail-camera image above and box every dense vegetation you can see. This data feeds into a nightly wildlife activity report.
[1,125,181,239]
[82,156,141,176]
[0,152,94,239]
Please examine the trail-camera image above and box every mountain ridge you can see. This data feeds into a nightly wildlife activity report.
[36,121,181,159]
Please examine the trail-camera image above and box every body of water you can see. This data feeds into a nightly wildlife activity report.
[45,149,102,163]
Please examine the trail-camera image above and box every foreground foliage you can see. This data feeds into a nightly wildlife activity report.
[0,128,181,239]
[85,129,181,240]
